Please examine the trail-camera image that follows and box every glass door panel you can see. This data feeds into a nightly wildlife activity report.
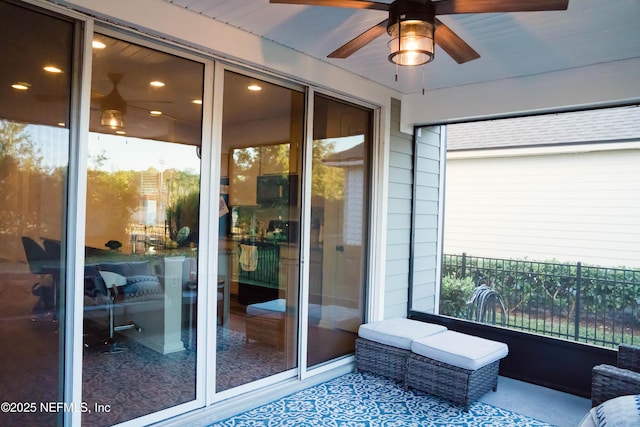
[308,94,371,367]
[82,34,204,426]
[0,2,73,426]
[217,70,303,391]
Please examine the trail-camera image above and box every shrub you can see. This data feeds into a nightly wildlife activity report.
[443,254,640,326]
[166,191,200,247]
[439,275,475,318]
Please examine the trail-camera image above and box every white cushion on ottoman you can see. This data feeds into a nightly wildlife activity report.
[411,330,508,370]
[358,318,447,350]
[246,298,286,318]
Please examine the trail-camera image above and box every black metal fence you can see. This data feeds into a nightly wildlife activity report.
[442,253,640,348]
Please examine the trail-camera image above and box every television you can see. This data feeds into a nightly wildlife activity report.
[256,174,297,206]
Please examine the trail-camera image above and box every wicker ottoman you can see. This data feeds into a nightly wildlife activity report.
[356,318,447,382]
[245,299,324,349]
[245,299,289,349]
[406,331,508,411]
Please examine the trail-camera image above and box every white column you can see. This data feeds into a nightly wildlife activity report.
[162,256,186,353]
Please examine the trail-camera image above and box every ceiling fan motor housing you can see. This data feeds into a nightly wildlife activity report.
[100,73,127,129]
[101,87,127,115]
[387,0,436,66]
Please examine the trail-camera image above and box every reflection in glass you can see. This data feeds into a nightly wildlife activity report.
[0,2,73,426]
[82,34,203,426]
[308,94,371,367]
[217,71,303,391]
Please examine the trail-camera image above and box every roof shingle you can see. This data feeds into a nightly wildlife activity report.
[446,106,640,151]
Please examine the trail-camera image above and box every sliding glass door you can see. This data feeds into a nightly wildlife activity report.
[81,33,204,426]
[1,3,377,422]
[0,2,74,426]
[216,74,373,384]
[308,93,371,367]
[217,70,303,391]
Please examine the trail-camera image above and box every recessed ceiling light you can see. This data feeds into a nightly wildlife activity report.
[115,130,126,135]
[149,110,162,116]
[149,81,165,88]
[57,122,66,127]
[192,99,202,105]
[44,66,62,73]
[247,84,262,91]
[92,40,106,49]
[11,82,30,90]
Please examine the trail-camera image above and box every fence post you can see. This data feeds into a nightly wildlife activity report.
[574,262,581,341]
[462,252,467,279]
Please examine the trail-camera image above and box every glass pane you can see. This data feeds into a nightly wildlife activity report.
[437,106,640,349]
[217,71,303,391]
[82,34,203,426]
[308,94,370,367]
[0,2,73,426]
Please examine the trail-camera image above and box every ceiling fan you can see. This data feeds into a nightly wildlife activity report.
[96,73,127,129]
[270,0,569,66]
[93,72,174,130]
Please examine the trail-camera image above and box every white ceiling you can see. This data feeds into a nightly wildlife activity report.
[164,0,640,95]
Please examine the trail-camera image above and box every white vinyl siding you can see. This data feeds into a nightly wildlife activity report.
[410,126,442,313]
[384,98,443,318]
[384,98,413,319]
[444,146,640,268]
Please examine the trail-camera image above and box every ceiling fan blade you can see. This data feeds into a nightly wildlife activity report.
[91,90,105,100]
[328,19,388,59]
[435,19,480,64]
[35,94,67,103]
[435,0,569,15]
[128,100,174,105]
[270,0,389,11]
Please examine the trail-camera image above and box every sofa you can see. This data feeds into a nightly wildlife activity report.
[83,260,164,328]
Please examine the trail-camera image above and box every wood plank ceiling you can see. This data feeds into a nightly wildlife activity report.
[165,0,640,95]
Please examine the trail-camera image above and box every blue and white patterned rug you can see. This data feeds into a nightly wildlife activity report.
[210,371,555,427]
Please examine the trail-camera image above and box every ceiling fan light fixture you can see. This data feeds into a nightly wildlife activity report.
[100,109,124,130]
[388,20,434,65]
[387,19,434,66]
[100,73,127,130]
[387,1,435,66]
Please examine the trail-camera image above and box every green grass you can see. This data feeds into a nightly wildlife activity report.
[487,311,640,348]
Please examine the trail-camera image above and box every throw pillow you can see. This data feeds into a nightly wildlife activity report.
[591,394,640,427]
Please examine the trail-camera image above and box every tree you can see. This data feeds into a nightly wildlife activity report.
[0,120,43,169]
[312,139,344,201]
[85,167,139,249]
[165,169,200,207]
[0,120,48,238]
